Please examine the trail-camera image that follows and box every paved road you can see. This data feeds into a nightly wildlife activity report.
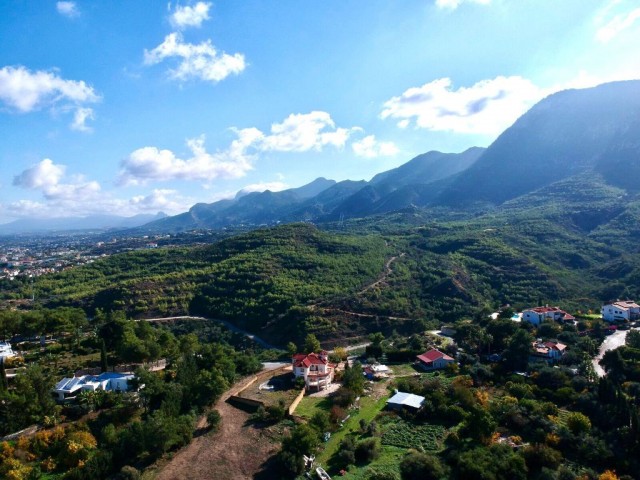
[593,327,639,377]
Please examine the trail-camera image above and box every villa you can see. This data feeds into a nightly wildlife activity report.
[522,306,575,326]
[602,300,640,322]
[292,351,336,391]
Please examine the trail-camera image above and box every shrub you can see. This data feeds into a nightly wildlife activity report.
[355,438,380,464]
[400,452,445,480]
[207,410,221,432]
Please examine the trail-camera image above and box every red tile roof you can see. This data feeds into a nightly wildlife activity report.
[293,352,328,368]
[416,349,454,364]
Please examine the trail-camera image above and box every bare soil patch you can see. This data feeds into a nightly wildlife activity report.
[155,375,282,480]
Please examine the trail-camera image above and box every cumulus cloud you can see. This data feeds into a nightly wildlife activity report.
[118,135,253,185]
[119,111,356,185]
[71,107,95,132]
[56,1,79,18]
[6,160,193,220]
[352,135,399,158]
[435,0,491,9]
[13,159,101,201]
[596,5,640,43]
[13,159,65,190]
[0,66,99,130]
[381,76,545,135]
[170,2,211,29]
[243,111,355,152]
[144,32,245,83]
[128,189,191,213]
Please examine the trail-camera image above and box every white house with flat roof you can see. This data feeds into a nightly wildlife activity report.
[52,372,135,402]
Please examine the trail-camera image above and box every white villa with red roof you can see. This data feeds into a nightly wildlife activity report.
[292,351,336,391]
[522,306,575,326]
[602,300,640,322]
[416,349,455,371]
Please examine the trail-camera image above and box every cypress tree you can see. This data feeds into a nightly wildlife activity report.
[100,339,109,373]
[0,360,7,391]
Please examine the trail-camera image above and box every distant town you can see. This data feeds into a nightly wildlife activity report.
[0,229,228,281]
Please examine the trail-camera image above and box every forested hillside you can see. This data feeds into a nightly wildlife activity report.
[19,175,640,346]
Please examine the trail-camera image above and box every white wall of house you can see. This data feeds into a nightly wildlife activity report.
[522,310,543,326]
[602,305,630,322]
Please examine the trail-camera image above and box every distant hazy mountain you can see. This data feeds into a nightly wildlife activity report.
[437,80,640,206]
[135,178,338,233]
[0,212,167,235]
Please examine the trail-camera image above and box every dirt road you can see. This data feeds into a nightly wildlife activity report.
[155,371,281,480]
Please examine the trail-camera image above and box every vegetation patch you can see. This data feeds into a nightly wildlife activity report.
[380,420,446,451]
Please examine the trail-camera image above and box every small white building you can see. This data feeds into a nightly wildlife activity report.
[52,372,135,402]
[602,300,640,322]
[292,351,336,391]
[522,306,575,326]
[0,342,15,362]
[387,391,425,411]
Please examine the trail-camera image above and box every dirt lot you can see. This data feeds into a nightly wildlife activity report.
[155,374,282,480]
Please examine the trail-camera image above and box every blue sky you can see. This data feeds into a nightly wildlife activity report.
[1,0,639,223]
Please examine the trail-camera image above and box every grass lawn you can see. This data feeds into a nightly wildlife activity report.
[294,396,332,419]
[315,395,388,468]
[341,446,405,480]
[388,362,421,377]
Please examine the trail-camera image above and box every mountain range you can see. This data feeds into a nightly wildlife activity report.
[4,80,639,236]
[131,80,640,234]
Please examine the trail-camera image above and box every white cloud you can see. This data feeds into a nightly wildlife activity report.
[0,66,99,130]
[435,0,491,10]
[144,32,245,83]
[13,159,65,190]
[119,135,253,185]
[129,189,191,213]
[170,2,211,29]
[596,5,640,43]
[352,135,399,158]
[13,159,101,201]
[381,76,546,135]
[119,111,356,185]
[6,160,192,220]
[245,111,354,152]
[238,181,289,195]
[71,107,95,132]
[56,1,79,18]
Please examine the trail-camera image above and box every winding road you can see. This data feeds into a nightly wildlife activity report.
[593,327,639,377]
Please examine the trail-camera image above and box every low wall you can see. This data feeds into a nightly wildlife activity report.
[227,395,264,412]
[0,425,39,442]
[287,388,306,416]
